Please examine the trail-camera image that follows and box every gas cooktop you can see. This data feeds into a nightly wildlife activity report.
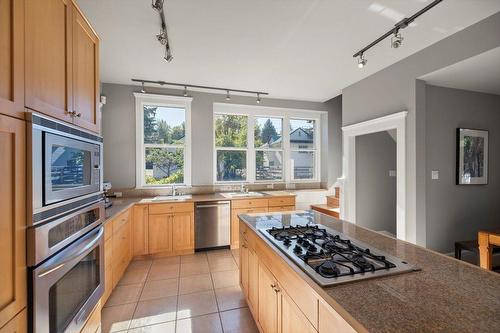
[259,222,417,286]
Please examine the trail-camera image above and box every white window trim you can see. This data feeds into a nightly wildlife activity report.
[213,103,324,185]
[134,93,192,188]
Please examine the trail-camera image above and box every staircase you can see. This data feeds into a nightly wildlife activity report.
[310,186,340,218]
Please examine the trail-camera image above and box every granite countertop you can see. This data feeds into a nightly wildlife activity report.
[104,191,296,222]
[239,211,500,333]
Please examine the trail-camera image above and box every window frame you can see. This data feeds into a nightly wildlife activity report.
[254,116,284,182]
[134,93,192,188]
[289,117,317,181]
[213,103,323,184]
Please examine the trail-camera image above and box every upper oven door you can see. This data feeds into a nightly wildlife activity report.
[44,132,101,206]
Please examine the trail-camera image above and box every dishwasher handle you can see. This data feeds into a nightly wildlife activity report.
[196,201,230,209]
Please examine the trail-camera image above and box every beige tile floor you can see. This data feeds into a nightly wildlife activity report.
[102,249,258,333]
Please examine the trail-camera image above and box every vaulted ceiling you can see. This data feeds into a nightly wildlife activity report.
[77,0,500,101]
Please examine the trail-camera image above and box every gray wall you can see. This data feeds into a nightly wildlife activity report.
[356,131,397,235]
[101,83,342,188]
[425,85,500,253]
[325,95,343,188]
[341,12,500,246]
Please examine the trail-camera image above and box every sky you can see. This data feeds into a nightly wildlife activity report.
[148,105,185,127]
[255,117,282,134]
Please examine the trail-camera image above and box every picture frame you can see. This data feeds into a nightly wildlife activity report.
[456,128,488,185]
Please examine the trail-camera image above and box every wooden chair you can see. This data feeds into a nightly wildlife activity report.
[478,230,500,270]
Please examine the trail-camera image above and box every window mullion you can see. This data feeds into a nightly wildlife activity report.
[248,116,255,183]
[284,115,291,183]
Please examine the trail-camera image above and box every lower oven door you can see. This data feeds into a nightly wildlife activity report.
[32,226,104,333]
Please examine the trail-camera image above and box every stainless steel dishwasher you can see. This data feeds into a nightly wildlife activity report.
[195,201,231,250]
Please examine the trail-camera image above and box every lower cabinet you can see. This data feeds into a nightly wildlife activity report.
[148,214,173,254]
[80,301,101,333]
[280,290,317,333]
[258,263,279,333]
[0,309,26,333]
[172,212,194,252]
[132,205,149,256]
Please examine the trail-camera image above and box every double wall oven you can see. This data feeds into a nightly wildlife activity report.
[27,113,105,333]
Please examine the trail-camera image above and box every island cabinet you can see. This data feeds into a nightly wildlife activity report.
[25,0,100,133]
[134,202,194,257]
[0,309,26,333]
[240,219,358,333]
[231,196,295,249]
[0,115,26,331]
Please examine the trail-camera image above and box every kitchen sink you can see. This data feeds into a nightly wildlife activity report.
[151,195,192,201]
[221,192,264,198]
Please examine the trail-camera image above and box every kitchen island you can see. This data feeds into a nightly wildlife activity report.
[238,211,500,333]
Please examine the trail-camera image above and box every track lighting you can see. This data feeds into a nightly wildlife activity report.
[164,46,173,62]
[357,54,367,69]
[352,0,442,67]
[151,0,163,11]
[153,0,173,62]
[131,79,268,100]
[391,31,403,49]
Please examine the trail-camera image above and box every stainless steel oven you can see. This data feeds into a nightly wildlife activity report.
[28,112,103,226]
[31,226,104,333]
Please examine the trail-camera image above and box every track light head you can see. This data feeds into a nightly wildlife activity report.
[164,46,173,62]
[391,31,404,49]
[152,0,163,11]
[256,93,261,104]
[357,54,367,69]
[183,86,188,97]
[140,82,146,93]
[226,90,231,101]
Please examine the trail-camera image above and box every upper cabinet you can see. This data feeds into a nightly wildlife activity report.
[72,5,100,133]
[0,0,24,119]
[25,0,100,133]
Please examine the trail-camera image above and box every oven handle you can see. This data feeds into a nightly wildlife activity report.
[37,227,104,278]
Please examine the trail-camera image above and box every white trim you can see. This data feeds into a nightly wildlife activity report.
[341,111,408,241]
[134,93,192,188]
[213,103,322,184]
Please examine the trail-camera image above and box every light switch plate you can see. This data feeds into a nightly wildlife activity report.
[115,191,123,198]
[431,170,439,180]
[389,170,396,177]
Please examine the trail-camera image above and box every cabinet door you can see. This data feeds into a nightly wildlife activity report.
[132,205,149,256]
[172,212,194,252]
[0,116,26,328]
[25,0,73,122]
[258,263,279,333]
[149,214,173,254]
[248,248,259,313]
[0,0,24,119]
[319,300,356,333]
[0,308,26,333]
[71,4,100,133]
[230,208,243,249]
[280,290,316,333]
[240,241,249,297]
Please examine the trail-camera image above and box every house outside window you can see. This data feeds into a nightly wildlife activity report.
[213,103,323,184]
[135,93,192,188]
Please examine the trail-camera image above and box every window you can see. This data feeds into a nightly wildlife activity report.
[290,119,316,180]
[255,117,283,181]
[213,104,322,184]
[135,94,191,187]
[214,114,248,181]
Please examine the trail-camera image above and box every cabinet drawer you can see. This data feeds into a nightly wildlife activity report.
[112,209,130,234]
[149,202,194,214]
[269,205,295,212]
[232,198,268,209]
[268,196,295,207]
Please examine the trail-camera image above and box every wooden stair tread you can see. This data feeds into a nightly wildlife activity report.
[310,204,340,218]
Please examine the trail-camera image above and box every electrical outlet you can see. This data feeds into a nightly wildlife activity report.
[266,184,274,189]
[431,170,439,180]
[286,183,296,189]
[115,191,123,198]
[389,170,396,177]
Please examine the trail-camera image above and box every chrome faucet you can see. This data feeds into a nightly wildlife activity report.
[171,184,177,196]
[240,183,248,193]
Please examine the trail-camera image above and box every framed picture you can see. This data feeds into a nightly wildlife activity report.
[456,128,488,185]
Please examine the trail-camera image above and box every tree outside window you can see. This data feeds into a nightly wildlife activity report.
[215,114,248,181]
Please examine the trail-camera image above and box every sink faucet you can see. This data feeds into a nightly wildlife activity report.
[171,184,177,196]
[240,183,248,193]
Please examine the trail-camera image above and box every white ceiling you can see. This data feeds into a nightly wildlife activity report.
[421,47,500,95]
[77,0,500,102]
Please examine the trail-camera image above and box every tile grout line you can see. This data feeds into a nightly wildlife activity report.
[128,259,153,332]
[209,262,226,333]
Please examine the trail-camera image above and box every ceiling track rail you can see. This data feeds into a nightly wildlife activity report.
[353,0,444,58]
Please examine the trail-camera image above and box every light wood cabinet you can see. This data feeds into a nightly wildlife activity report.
[231,207,268,249]
[0,115,26,329]
[172,212,194,252]
[319,300,356,333]
[240,240,249,297]
[258,263,279,333]
[0,308,26,333]
[102,237,113,305]
[132,205,149,256]
[71,4,100,133]
[112,212,131,288]
[25,0,100,133]
[248,248,259,313]
[80,301,101,333]
[148,214,173,254]
[0,0,24,119]
[280,290,316,333]
[25,0,73,122]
